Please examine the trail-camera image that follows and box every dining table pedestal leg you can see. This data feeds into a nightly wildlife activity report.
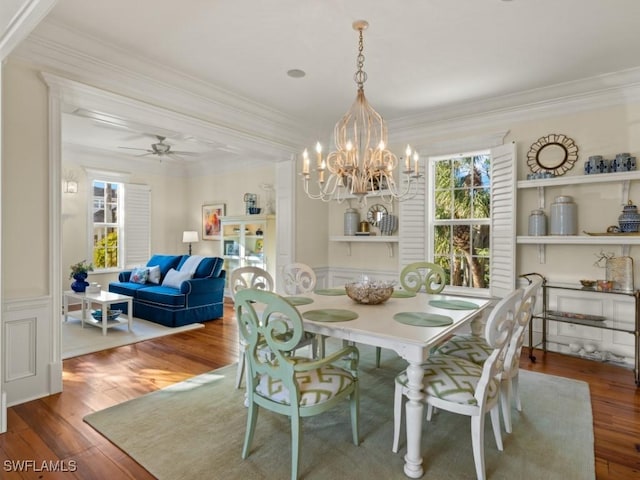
[403,362,425,478]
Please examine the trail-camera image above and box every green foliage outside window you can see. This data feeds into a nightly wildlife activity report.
[433,154,491,289]
[93,231,119,268]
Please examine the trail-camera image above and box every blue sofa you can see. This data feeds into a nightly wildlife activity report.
[108,254,226,327]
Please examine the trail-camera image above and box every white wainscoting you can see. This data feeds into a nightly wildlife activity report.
[2,296,58,406]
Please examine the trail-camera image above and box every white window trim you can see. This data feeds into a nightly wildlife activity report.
[427,149,491,296]
[87,176,124,273]
[85,169,150,272]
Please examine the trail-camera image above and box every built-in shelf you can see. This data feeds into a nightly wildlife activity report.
[517,170,640,189]
[330,235,399,257]
[517,235,640,245]
[518,171,640,209]
[517,170,640,262]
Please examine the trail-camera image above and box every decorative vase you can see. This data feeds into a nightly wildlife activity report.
[71,272,89,292]
[606,256,634,292]
[344,208,360,236]
[528,209,547,236]
[618,201,640,233]
[550,195,577,235]
[379,213,398,235]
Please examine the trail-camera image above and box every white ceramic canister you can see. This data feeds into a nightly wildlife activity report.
[528,209,547,236]
[550,195,577,235]
[344,208,360,235]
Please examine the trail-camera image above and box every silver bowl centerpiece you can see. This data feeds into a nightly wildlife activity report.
[345,278,394,305]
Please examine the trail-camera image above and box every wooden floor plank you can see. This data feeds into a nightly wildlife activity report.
[0,305,638,479]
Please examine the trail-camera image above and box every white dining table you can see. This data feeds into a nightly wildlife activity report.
[292,290,492,478]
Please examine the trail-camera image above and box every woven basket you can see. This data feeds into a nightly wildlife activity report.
[606,256,634,292]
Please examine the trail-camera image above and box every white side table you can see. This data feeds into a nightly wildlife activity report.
[63,290,133,336]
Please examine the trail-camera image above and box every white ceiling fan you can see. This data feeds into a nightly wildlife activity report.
[118,135,200,159]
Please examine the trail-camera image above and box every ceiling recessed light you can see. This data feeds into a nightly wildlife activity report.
[287,69,306,78]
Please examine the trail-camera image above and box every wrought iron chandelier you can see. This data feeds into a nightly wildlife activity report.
[301,20,421,204]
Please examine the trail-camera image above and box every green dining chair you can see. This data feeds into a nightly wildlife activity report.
[375,261,447,367]
[399,261,447,294]
[231,266,316,389]
[235,288,360,480]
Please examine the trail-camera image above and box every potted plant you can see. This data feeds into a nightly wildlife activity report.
[69,260,94,292]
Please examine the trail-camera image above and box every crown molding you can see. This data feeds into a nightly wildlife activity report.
[13,19,311,150]
[42,71,297,164]
[390,68,640,144]
[0,0,56,61]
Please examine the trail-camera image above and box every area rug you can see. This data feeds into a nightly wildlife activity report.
[84,350,594,480]
[62,316,203,359]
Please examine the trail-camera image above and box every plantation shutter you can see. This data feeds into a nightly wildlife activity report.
[398,174,427,267]
[124,183,151,267]
[489,141,517,298]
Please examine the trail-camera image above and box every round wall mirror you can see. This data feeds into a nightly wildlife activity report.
[526,134,578,176]
[537,143,566,169]
[367,204,387,226]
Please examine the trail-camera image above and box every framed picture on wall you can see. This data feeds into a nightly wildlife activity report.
[224,240,239,256]
[202,204,225,240]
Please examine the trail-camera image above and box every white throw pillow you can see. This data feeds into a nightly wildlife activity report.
[147,265,161,284]
[162,268,193,289]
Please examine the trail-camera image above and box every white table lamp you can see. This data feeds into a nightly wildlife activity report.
[182,231,199,255]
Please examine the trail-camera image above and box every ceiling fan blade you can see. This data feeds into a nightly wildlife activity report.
[169,150,201,156]
[118,146,150,151]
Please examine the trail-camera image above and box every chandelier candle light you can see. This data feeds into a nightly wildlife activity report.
[301,20,421,204]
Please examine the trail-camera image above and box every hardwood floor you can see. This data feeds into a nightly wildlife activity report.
[0,303,638,479]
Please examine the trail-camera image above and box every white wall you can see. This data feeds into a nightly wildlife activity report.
[2,59,54,406]
[2,60,49,299]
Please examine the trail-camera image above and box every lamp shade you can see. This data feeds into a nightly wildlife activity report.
[182,231,199,243]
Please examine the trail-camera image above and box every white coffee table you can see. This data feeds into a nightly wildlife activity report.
[63,290,133,336]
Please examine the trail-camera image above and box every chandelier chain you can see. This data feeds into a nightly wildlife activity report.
[354,29,367,89]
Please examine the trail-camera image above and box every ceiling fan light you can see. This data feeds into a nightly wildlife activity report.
[153,143,171,154]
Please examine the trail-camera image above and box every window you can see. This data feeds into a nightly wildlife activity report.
[430,151,491,289]
[92,180,121,269]
[88,171,151,271]
[398,141,515,297]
